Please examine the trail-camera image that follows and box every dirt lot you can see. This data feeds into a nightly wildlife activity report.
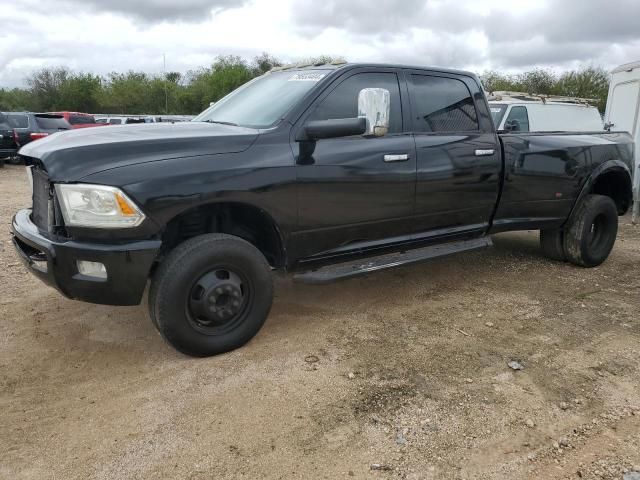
[1,163,640,480]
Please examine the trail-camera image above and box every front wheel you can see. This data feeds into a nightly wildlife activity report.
[563,194,618,267]
[149,233,274,357]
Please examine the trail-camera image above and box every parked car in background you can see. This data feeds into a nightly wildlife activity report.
[1,112,71,164]
[12,63,633,357]
[100,116,147,125]
[48,111,104,129]
[487,92,604,132]
[95,115,195,125]
[604,60,640,223]
[13,113,71,151]
[1,112,29,164]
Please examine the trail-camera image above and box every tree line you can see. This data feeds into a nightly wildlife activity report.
[480,67,610,112]
[0,54,611,115]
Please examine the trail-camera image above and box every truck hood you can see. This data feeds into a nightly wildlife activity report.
[19,121,259,181]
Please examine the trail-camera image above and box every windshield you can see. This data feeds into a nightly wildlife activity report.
[488,103,508,127]
[193,70,328,128]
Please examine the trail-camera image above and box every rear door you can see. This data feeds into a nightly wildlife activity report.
[407,71,502,236]
[292,68,417,260]
[605,81,640,135]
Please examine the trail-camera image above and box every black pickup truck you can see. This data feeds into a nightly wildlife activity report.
[12,63,634,356]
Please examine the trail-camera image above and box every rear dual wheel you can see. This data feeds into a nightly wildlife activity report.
[149,233,273,357]
[540,194,618,267]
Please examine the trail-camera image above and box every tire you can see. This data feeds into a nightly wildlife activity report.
[147,277,159,329]
[149,233,273,357]
[540,228,566,261]
[7,155,21,165]
[563,194,618,267]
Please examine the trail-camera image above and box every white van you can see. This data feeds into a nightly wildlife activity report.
[605,61,640,222]
[488,92,603,133]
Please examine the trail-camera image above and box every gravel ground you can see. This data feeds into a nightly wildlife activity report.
[1,163,640,480]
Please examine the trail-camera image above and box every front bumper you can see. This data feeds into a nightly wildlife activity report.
[11,209,161,306]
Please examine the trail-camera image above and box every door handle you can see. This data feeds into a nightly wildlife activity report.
[383,154,409,162]
[474,149,495,156]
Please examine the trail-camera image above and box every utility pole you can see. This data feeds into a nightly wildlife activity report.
[163,54,168,115]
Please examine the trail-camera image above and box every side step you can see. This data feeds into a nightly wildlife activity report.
[294,236,492,284]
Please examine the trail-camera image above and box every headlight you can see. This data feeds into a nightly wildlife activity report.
[54,184,145,228]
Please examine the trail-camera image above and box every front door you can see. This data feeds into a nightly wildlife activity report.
[291,69,416,261]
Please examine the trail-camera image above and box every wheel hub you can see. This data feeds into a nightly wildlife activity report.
[188,269,245,326]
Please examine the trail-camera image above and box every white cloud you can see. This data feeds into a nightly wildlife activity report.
[1,0,639,87]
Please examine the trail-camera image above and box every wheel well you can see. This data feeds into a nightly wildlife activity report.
[591,170,632,215]
[159,203,285,268]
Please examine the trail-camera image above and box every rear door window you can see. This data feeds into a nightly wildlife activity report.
[504,106,530,132]
[409,75,479,132]
[35,115,71,130]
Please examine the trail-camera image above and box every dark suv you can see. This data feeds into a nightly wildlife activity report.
[1,112,29,164]
[0,112,71,165]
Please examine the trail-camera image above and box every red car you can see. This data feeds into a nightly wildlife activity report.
[48,111,106,129]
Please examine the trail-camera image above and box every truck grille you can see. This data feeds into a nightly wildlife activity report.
[31,168,50,231]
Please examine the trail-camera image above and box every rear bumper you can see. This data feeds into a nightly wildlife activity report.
[11,209,161,306]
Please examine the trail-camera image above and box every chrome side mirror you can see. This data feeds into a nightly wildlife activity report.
[358,88,390,137]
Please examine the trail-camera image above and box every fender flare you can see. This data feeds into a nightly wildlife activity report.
[565,159,632,226]
[161,199,289,268]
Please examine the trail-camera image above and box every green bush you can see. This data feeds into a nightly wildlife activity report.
[0,56,612,115]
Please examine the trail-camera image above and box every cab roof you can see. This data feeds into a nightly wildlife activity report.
[270,61,477,79]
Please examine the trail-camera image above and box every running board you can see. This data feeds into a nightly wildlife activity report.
[294,237,492,284]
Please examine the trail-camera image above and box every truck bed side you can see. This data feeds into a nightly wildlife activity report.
[492,131,634,233]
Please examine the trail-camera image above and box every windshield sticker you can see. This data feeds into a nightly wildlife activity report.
[288,72,326,82]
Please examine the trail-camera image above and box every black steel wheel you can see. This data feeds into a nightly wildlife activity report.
[186,268,249,334]
[149,233,273,357]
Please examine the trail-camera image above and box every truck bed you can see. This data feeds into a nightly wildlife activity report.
[491,131,634,233]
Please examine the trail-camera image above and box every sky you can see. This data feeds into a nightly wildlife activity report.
[1,0,640,87]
